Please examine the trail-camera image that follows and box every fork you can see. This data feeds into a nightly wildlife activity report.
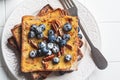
[59,0,108,70]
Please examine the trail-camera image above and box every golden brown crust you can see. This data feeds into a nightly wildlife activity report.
[9,4,55,79]
[31,71,51,80]
[8,4,84,79]
[37,4,53,16]
[21,9,80,72]
[11,24,21,50]
[7,36,18,49]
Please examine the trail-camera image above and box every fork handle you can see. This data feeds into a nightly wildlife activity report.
[78,19,108,69]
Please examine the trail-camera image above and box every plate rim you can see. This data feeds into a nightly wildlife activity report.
[1,0,101,80]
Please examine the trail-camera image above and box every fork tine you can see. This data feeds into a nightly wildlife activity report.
[69,0,76,7]
[66,0,73,7]
[59,0,68,9]
[64,0,70,9]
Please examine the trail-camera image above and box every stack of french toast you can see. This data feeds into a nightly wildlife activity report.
[8,4,83,80]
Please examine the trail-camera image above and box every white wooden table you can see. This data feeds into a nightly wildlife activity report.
[0,0,120,80]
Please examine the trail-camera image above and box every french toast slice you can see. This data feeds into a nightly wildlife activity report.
[11,24,21,49]
[21,9,79,72]
[11,4,53,49]
[8,4,54,79]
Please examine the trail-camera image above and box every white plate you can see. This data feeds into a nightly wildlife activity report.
[1,0,101,80]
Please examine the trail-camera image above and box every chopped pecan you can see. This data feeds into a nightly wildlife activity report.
[79,40,83,48]
[67,18,73,23]
[66,43,72,50]
[55,20,61,28]
[77,47,83,61]
[43,54,55,61]
[37,4,53,16]
[60,10,68,16]
[51,20,61,34]
[31,72,41,80]
[58,29,63,36]
[28,40,38,49]
[60,47,65,55]
[42,61,49,69]
[74,38,83,48]
[43,35,48,40]
[57,51,61,57]
[51,22,58,33]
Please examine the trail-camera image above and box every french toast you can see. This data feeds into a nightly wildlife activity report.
[8,4,54,79]
[21,9,80,72]
[7,4,83,79]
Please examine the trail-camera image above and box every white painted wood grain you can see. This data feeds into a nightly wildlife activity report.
[84,0,120,22]
[0,27,3,67]
[77,0,85,5]
[5,0,23,20]
[0,67,9,80]
[98,23,120,62]
[89,62,120,80]
[0,0,5,27]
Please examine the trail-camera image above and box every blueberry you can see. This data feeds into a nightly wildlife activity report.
[37,33,44,39]
[52,45,60,54]
[59,71,66,75]
[78,33,82,39]
[42,47,49,55]
[48,30,54,36]
[37,49,43,57]
[28,31,36,38]
[38,42,46,49]
[35,26,42,34]
[47,43,54,49]
[56,36,62,43]
[59,39,67,47]
[30,24,37,31]
[46,50,52,56]
[63,34,70,41]
[78,27,80,32]
[29,50,37,58]
[64,54,72,62]
[39,24,45,31]
[52,57,60,64]
[48,35,56,42]
[63,23,72,32]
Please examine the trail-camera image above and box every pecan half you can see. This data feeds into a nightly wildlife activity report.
[42,61,49,69]
[54,20,61,28]
[51,20,61,34]
[43,54,55,61]
[28,40,38,49]
[37,4,53,16]
[51,22,58,33]
[66,43,72,50]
